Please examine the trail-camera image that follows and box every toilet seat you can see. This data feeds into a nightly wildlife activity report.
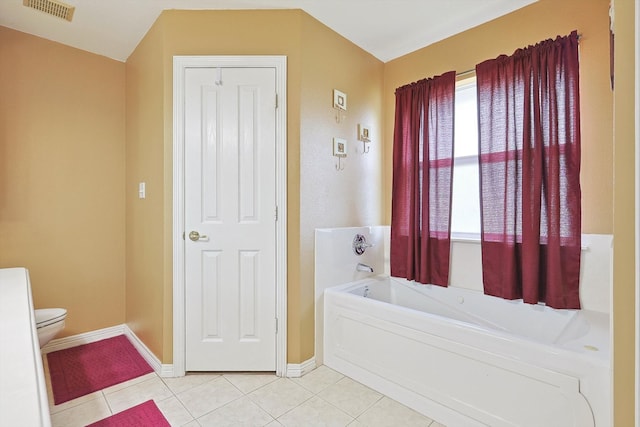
[35,308,67,329]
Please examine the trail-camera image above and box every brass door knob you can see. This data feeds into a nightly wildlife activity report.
[189,231,205,241]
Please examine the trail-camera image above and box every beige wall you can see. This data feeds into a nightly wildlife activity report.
[0,27,126,336]
[612,0,636,424]
[125,9,383,363]
[382,0,614,234]
[125,19,168,360]
[298,14,384,361]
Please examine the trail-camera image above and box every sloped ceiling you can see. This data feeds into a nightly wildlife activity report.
[0,0,536,62]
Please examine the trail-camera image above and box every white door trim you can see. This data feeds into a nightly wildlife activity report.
[173,55,287,377]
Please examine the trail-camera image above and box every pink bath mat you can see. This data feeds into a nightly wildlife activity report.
[47,335,153,405]
[86,399,170,427]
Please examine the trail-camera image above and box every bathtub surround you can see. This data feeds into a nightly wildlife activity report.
[315,226,386,365]
[316,227,612,315]
[448,234,612,314]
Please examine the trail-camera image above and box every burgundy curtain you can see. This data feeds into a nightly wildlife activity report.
[390,71,456,286]
[476,31,581,309]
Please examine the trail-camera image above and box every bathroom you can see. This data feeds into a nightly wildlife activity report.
[0,0,635,424]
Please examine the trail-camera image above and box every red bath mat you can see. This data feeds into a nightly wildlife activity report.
[87,399,170,427]
[47,335,153,405]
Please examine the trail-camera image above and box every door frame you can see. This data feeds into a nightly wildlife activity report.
[172,55,287,377]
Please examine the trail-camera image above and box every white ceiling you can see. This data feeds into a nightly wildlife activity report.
[0,0,537,63]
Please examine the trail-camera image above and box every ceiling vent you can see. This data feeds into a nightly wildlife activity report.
[23,0,75,22]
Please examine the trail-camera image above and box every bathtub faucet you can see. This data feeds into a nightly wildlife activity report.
[353,234,374,255]
[356,263,374,273]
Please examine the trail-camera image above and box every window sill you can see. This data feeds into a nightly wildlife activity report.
[451,232,481,243]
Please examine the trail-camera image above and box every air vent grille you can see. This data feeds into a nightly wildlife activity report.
[23,0,75,22]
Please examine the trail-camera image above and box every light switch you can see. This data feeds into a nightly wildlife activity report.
[138,182,146,199]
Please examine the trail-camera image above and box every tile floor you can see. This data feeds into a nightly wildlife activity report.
[43,358,446,427]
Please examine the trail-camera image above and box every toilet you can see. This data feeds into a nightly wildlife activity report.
[34,308,66,348]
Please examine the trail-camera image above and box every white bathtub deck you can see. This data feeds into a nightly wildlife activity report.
[324,276,610,427]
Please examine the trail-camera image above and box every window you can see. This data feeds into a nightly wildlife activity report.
[451,77,480,238]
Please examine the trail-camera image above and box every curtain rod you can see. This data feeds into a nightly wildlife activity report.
[456,69,475,78]
[456,32,582,79]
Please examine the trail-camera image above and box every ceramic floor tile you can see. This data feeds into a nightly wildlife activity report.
[196,395,275,426]
[355,396,433,427]
[290,365,345,394]
[45,345,453,427]
[223,372,279,394]
[101,372,158,394]
[277,395,354,427]
[177,376,243,419]
[318,377,383,417]
[156,395,195,426]
[48,390,104,415]
[50,395,111,427]
[104,376,173,414]
[162,372,221,395]
[248,378,314,418]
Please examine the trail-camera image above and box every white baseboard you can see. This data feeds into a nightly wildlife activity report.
[40,325,125,354]
[123,325,175,377]
[287,356,316,377]
[41,324,307,379]
[40,324,176,377]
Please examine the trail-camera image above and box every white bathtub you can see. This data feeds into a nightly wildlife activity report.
[323,275,610,427]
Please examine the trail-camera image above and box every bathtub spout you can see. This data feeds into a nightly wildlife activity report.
[356,263,374,273]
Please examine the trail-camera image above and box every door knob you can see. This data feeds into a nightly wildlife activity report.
[189,231,208,241]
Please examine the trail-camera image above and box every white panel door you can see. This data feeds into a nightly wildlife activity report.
[184,66,277,371]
